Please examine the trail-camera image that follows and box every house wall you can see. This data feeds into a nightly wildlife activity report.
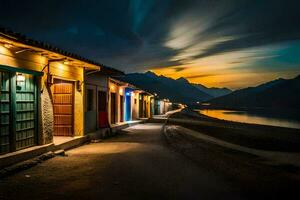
[0,45,47,145]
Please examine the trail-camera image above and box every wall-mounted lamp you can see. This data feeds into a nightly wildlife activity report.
[3,43,13,49]
[110,85,115,91]
[119,88,123,95]
[63,60,70,65]
[16,73,25,87]
[47,74,54,85]
[16,73,25,82]
[76,80,82,92]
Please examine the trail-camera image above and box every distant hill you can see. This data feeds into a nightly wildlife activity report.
[175,77,232,98]
[208,75,300,109]
[116,71,226,104]
[192,83,232,98]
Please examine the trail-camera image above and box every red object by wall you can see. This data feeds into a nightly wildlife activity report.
[99,111,109,127]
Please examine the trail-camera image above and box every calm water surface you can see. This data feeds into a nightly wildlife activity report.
[198,109,300,129]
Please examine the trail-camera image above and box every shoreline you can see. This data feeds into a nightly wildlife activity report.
[167,109,300,152]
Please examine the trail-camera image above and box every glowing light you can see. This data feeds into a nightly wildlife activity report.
[3,43,13,49]
[16,73,25,82]
[119,88,123,95]
[110,85,115,91]
[16,73,25,86]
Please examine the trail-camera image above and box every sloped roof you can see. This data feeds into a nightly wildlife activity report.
[0,26,124,75]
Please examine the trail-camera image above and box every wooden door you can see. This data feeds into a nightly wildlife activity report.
[53,80,74,136]
[110,93,116,124]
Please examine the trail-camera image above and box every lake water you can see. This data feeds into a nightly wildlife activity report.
[197,109,300,129]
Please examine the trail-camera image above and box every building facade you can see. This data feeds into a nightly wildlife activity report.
[0,28,101,154]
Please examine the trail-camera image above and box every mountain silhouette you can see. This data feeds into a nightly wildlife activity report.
[208,75,300,109]
[116,72,231,104]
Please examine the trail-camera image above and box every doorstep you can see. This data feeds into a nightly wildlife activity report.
[53,136,89,152]
[0,143,54,169]
[0,136,89,169]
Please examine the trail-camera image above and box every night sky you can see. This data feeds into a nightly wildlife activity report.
[1,0,300,89]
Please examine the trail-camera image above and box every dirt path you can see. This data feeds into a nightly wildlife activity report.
[0,123,241,200]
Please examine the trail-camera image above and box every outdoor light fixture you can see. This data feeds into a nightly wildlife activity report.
[126,92,131,96]
[119,88,123,95]
[110,85,115,91]
[63,60,70,65]
[16,73,25,86]
[76,80,82,92]
[16,73,25,82]
[3,43,13,49]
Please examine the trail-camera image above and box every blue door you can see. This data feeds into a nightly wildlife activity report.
[125,88,132,121]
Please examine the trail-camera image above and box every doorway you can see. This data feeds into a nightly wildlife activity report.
[0,70,37,154]
[120,95,124,122]
[98,91,108,127]
[53,79,74,136]
[110,92,116,124]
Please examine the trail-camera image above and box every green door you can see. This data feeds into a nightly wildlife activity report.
[0,70,37,154]
[0,71,11,154]
[15,73,36,150]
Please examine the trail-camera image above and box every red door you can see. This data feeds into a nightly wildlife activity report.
[98,91,108,127]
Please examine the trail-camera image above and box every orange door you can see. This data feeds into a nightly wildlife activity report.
[53,80,74,136]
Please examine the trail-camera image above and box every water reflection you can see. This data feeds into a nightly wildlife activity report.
[198,109,300,129]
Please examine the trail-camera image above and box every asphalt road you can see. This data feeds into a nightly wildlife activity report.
[0,123,242,200]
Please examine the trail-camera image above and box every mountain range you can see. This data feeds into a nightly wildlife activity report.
[208,75,300,109]
[116,71,232,104]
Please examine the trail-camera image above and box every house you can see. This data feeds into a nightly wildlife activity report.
[154,98,173,115]
[84,70,124,134]
[0,28,116,155]
[124,86,154,121]
[85,74,155,135]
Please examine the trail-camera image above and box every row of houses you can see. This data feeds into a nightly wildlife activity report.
[0,28,173,155]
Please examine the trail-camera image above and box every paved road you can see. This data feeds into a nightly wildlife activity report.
[0,123,242,200]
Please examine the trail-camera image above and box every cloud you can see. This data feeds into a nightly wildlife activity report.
[0,0,299,88]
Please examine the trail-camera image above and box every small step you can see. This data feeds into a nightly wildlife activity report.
[54,149,66,156]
